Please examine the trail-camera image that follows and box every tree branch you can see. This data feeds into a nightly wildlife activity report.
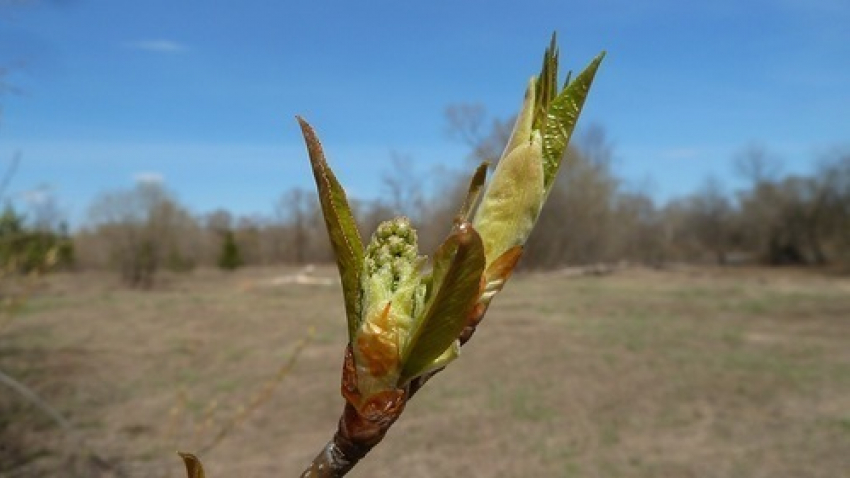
[0,367,72,433]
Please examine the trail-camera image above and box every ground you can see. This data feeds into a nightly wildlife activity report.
[2,265,849,477]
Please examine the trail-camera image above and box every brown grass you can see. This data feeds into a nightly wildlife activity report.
[2,265,849,477]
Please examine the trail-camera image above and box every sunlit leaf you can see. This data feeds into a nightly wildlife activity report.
[503,78,537,155]
[459,246,524,347]
[482,245,523,301]
[541,51,605,192]
[297,117,364,341]
[472,139,545,265]
[178,452,206,478]
[533,33,559,133]
[399,223,485,383]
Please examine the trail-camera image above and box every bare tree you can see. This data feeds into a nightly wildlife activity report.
[685,177,734,265]
[818,151,850,265]
[86,181,196,287]
[734,144,782,186]
[612,190,665,265]
[524,144,620,267]
[414,166,469,254]
[444,103,514,167]
[577,122,615,168]
[380,152,424,220]
[443,103,487,147]
[275,188,314,264]
[733,145,791,264]
[205,209,233,233]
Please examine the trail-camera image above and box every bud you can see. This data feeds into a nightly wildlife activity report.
[354,217,426,399]
[299,33,603,423]
[472,126,545,266]
[473,38,605,271]
[184,35,605,478]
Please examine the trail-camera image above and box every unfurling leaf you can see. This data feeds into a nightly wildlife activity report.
[481,245,523,305]
[178,452,206,478]
[457,162,489,222]
[399,223,485,383]
[541,51,605,192]
[471,39,604,269]
[297,117,364,341]
[473,138,545,266]
[503,78,537,156]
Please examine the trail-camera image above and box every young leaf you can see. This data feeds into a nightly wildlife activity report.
[533,33,559,133]
[297,117,364,341]
[503,78,537,156]
[399,223,485,384]
[457,162,489,222]
[541,51,606,192]
[178,452,207,478]
[473,138,545,265]
[477,245,523,310]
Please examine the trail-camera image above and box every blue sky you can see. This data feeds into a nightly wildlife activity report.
[1,0,848,227]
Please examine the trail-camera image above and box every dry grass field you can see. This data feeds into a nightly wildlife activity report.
[2,265,849,477]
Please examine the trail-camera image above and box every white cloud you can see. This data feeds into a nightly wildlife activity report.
[133,172,164,184]
[123,39,188,54]
[19,185,53,206]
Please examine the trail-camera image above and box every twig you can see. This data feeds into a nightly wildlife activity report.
[299,296,500,477]
[0,367,72,432]
[196,331,313,454]
[0,151,21,201]
[0,368,126,477]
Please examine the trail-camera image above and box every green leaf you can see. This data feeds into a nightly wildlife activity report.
[297,117,364,341]
[541,51,605,192]
[533,33,559,133]
[399,222,485,384]
[502,78,537,156]
[472,138,545,265]
[178,452,206,478]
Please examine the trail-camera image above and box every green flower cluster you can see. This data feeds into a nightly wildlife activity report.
[355,218,428,398]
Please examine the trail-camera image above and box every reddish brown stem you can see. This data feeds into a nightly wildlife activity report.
[298,434,357,477]
[300,398,405,477]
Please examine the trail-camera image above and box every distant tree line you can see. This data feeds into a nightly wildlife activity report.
[61,108,850,287]
[524,140,850,269]
[446,105,850,270]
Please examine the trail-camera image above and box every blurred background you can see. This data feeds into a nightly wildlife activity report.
[1,1,848,477]
[1,0,849,269]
